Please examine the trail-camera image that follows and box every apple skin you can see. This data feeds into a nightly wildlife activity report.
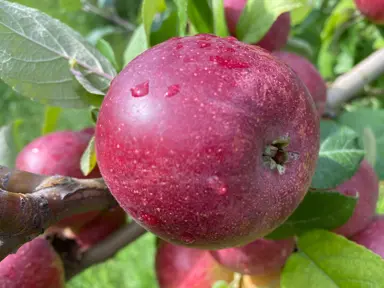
[242,270,281,288]
[351,215,384,258]
[224,0,291,51]
[75,207,127,250]
[210,237,295,275]
[272,51,327,116]
[0,237,65,288]
[155,241,233,288]
[333,160,379,237]
[355,0,384,24]
[95,34,320,249]
[15,128,101,230]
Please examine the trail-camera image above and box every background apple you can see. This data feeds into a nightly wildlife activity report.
[210,237,295,275]
[272,51,327,115]
[224,0,291,51]
[355,0,384,24]
[0,237,65,288]
[155,241,233,288]
[351,215,384,258]
[333,160,379,237]
[16,128,101,230]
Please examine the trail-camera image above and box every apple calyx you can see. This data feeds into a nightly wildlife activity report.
[263,135,299,175]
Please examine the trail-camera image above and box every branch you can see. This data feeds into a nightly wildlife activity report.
[82,2,136,32]
[64,221,146,280]
[0,166,117,260]
[326,48,384,112]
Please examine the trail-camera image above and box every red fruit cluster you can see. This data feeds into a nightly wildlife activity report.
[156,237,294,288]
[96,34,320,249]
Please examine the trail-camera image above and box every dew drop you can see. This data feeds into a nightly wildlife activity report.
[31,148,39,154]
[181,232,196,244]
[139,212,160,226]
[165,84,180,98]
[209,55,250,69]
[226,36,238,42]
[131,81,149,97]
[176,43,183,50]
[207,176,228,195]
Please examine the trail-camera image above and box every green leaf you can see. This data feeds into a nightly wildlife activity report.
[188,0,213,34]
[59,0,81,11]
[282,230,384,287]
[123,24,149,66]
[42,106,62,135]
[212,280,229,288]
[141,0,167,42]
[96,39,119,71]
[317,37,336,79]
[377,182,384,214]
[212,0,229,37]
[290,0,313,25]
[151,10,179,46]
[80,136,97,176]
[0,120,23,168]
[173,0,188,36]
[0,0,116,108]
[87,26,122,46]
[236,0,303,44]
[362,127,377,167]
[266,191,357,240]
[320,0,355,42]
[311,123,365,189]
[338,109,384,179]
[284,37,314,59]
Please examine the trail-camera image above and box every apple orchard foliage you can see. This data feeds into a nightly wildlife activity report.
[0,0,383,288]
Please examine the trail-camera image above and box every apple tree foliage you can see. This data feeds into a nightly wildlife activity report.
[0,0,383,287]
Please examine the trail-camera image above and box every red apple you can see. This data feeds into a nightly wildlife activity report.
[74,207,127,250]
[355,0,384,24]
[351,215,384,258]
[224,0,291,51]
[0,237,65,288]
[333,160,379,237]
[242,270,281,288]
[156,241,233,288]
[210,238,295,275]
[16,128,101,230]
[272,51,327,116]
[95,34,320,248]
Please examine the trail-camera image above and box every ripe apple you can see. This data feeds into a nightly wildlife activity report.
[224,0,291,51]
[210,237,295,275]
[16,128,101,230]
[74,207,127,250]
[0,237,65,288]
[351,215,384,258]
[155,241,233,288]
[272,51,327,115]
[95,34,320,248]
[355,0,384,24]
[333,160,379,237]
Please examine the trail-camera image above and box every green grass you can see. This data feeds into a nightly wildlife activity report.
[68,233,158,288]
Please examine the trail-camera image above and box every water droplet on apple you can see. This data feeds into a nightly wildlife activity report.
[176,43,183,50]
[139,212,160,226]
[207,176,228,195]
[131,81,149,97]
[209,55,250,69]
[181,232,196,244]
[226,36,238,42]
[165,84,180,98]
